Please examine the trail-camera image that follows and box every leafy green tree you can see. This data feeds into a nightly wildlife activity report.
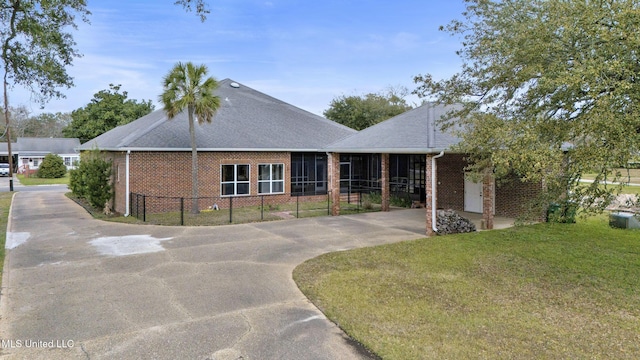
[160,62,220,213]
[69,149,112,209]
[37,154,67,179]
[414,0,640,217]
[63,84,154,142]
[1,0,89,191]
[324,87,413,130]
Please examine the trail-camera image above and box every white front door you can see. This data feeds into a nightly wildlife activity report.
[464,176,483,213]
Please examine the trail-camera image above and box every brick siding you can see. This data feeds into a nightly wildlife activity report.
[436,154,466,211]
[106,150,542,220]
[109,151,328,215]
[495,175,543,218]
[434,153,542,219]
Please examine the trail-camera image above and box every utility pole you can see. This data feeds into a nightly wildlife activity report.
[4,80,13,192]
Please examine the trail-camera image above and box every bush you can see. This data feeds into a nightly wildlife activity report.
[69,150,113,210]
[390,194,412,208]
[546,201,577,223]
[363,191,382,204]
[37,154,67,178]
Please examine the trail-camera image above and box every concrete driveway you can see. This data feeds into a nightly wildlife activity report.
[0,190,427,359]
[0,176,69,193]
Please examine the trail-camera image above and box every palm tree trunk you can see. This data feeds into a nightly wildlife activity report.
[188,105,199,214]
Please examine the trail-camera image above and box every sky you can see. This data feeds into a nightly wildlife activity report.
[11,0,467,117]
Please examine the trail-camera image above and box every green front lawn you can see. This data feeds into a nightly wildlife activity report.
[17,173,70,186]
[294,217,640,359]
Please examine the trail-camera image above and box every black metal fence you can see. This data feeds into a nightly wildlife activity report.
[129,190,377,226]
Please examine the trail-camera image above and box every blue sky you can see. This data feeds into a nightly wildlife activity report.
[13,0,467,116]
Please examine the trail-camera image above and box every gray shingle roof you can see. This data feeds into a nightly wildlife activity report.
[80,79,355,151]
[16,137,80,155]
[324,103,462,154]
[0,142,15,154]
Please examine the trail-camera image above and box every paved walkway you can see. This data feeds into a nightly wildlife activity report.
[0,190,436,359]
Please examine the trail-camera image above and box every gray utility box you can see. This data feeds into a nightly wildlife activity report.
[609,212,640,229]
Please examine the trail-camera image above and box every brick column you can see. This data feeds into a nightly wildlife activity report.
[329,152,340,216]
[425,154,435,236]
[482,172,495,230]
[381,153,390,212]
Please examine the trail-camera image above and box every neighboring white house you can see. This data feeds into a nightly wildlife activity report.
[14,137,80,173]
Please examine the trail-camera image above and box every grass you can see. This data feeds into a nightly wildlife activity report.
[68,192,379,226]
[581,168,640,183]
[139,200,378,225]
[620,185,640,196]
[16,173,69,186]
[579,168,640,196]
[294,217,640,359]
[0,192,14,287]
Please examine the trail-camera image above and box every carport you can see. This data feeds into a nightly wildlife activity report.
[325,103,500,236]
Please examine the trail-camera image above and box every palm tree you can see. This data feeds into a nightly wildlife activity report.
[160,62,220,213]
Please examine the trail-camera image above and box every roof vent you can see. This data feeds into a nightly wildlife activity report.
[230,82,240,88]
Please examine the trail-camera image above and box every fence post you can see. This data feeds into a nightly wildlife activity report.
[296,194,300,218]
[129,192,132,217]
[327,193,330,215]
[180,198,184,226]
[229,197,233,223]
[143,195,146,222]
[261,195,264,221]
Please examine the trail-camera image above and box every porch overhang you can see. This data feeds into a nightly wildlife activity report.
[324,147,451,154]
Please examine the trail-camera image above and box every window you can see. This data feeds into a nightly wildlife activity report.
[258,164,284,194]
[291,153,327,195]
[221,164,250,196]
[33,159,40,167]
[64,157,72,166]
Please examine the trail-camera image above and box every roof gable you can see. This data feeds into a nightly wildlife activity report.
[324,103,462,153]
[16,137,80,154]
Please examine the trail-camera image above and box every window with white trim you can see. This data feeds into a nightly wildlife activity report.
[258,164,284,194]
[221,164,250,196]
[64,157,72,166]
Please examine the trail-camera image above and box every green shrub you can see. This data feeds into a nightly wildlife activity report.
[363,191,382,204]
[390,194,412,208]
[69,150,113,209]
[546,201,578,223]
[37,154,67,178]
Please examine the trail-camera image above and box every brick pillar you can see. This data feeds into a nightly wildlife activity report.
[425,154,435,236]
[482,172,495,230]
[381,153,390,212]
[329,152,340,216]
